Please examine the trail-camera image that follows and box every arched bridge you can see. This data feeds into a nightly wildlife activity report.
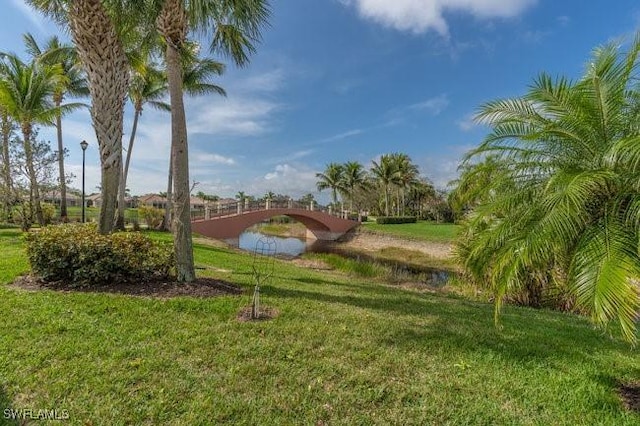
[190,199,360,245]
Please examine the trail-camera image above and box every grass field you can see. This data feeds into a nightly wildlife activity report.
[0,228,638,424]
[362,221,461,242]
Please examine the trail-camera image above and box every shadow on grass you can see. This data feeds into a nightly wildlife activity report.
[264,285,630,365]
[0,385,18,425]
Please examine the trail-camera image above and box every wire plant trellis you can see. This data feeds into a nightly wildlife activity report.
[250,236,276,319]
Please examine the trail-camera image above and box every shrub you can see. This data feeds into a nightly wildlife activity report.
[375,216,417,224]
[139,205,164,229]
[25,224,174,285]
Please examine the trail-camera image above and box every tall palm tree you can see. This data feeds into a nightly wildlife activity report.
[391,153,419,216]
[370,154,400,217]
[155,0,269,281]
[341,161,368,212]
[116,61,170,229]
[28,0,147,233]
[316,163,345,206]
[459,35,640,343]
[0,55,15,220]
[162,45,226,231]
[0,55,79,225]
[23,33,90,222]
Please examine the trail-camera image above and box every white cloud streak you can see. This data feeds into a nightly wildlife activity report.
[340,0,537,36]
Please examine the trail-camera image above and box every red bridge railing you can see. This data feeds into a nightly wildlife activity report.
[190,199,355,222]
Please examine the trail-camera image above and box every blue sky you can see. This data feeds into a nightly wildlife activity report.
[3,0,640,202]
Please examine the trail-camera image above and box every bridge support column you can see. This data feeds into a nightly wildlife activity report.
[217,202,222,214]
[245,199,250,211]
[237,203,243,215]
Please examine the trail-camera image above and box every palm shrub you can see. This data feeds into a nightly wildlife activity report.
[457,35,640,343]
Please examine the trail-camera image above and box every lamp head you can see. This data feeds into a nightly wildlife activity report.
[80,140,88,151]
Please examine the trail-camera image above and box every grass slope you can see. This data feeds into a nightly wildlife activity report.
[0,229,638,425]
[362,221,461,243]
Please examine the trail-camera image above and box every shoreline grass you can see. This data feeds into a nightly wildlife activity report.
[362,220,460,243]
[0,228,638,424]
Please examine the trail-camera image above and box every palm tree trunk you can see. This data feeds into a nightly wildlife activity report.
[1,109,13,220]
[163,155,173,231]
[22,125,43,226]
[117,108,141,230]
[159,0,195,281]
[54,96,68,222]
[68,0,128,234]
[384,185,390,216]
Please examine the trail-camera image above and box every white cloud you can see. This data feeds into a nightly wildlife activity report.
[187,97,280,137]
[340,0,536,36]
[408,94,450,115]
[239,69,285,93]
[456,113,477,131]
[320,129,364,143]
[192,152,236,165]
[250,164,319,198]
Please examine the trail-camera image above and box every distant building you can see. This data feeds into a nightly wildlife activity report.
[42,189,81,207]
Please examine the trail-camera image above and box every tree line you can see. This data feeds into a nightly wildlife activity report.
[315,153,452,221]
[0,0,271,282]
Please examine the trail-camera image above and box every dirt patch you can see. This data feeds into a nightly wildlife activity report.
[619,382,640,412]
[237,305,279,322]
[340,231,453,260]
[10,274,243,299]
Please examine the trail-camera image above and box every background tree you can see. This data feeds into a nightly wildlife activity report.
[24,33,89,222]
[370,154,400,216]
[0,54,74,225]
[316,162,345,207]
[28,0,147,233]
[341,161,368,212]
[117,60,170,229]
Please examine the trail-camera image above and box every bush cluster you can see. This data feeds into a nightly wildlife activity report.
[139,205,165,229]
[25,224,174,285]
[375,216,417,224]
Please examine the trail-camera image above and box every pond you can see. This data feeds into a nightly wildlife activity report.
[239,230,313,257]
[238,230,452,288]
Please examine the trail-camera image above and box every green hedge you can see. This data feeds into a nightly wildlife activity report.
[375,216,417,224]
[25,224,174,285]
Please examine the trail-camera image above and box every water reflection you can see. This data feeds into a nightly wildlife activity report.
[239,231,311,256]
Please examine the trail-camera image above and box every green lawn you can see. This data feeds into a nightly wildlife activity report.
[362,220,461,243]
[0,228,638,424]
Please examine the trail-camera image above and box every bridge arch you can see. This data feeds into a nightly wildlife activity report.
[191,208,359,244]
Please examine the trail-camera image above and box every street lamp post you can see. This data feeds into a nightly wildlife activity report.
[80,140,88,223]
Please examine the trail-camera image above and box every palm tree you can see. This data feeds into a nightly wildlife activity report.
[117,61,170,229]
[370,154,400,217]
[156,0,270,281]
[316,163,345,206]
[391,153,419,216]
[0,55,79,225]
[23,33,89,222]
[28,0,149,233]
[162,45,226,231]
[459,35,640,343]
[0,56,15,220]
[341,161,368,212]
